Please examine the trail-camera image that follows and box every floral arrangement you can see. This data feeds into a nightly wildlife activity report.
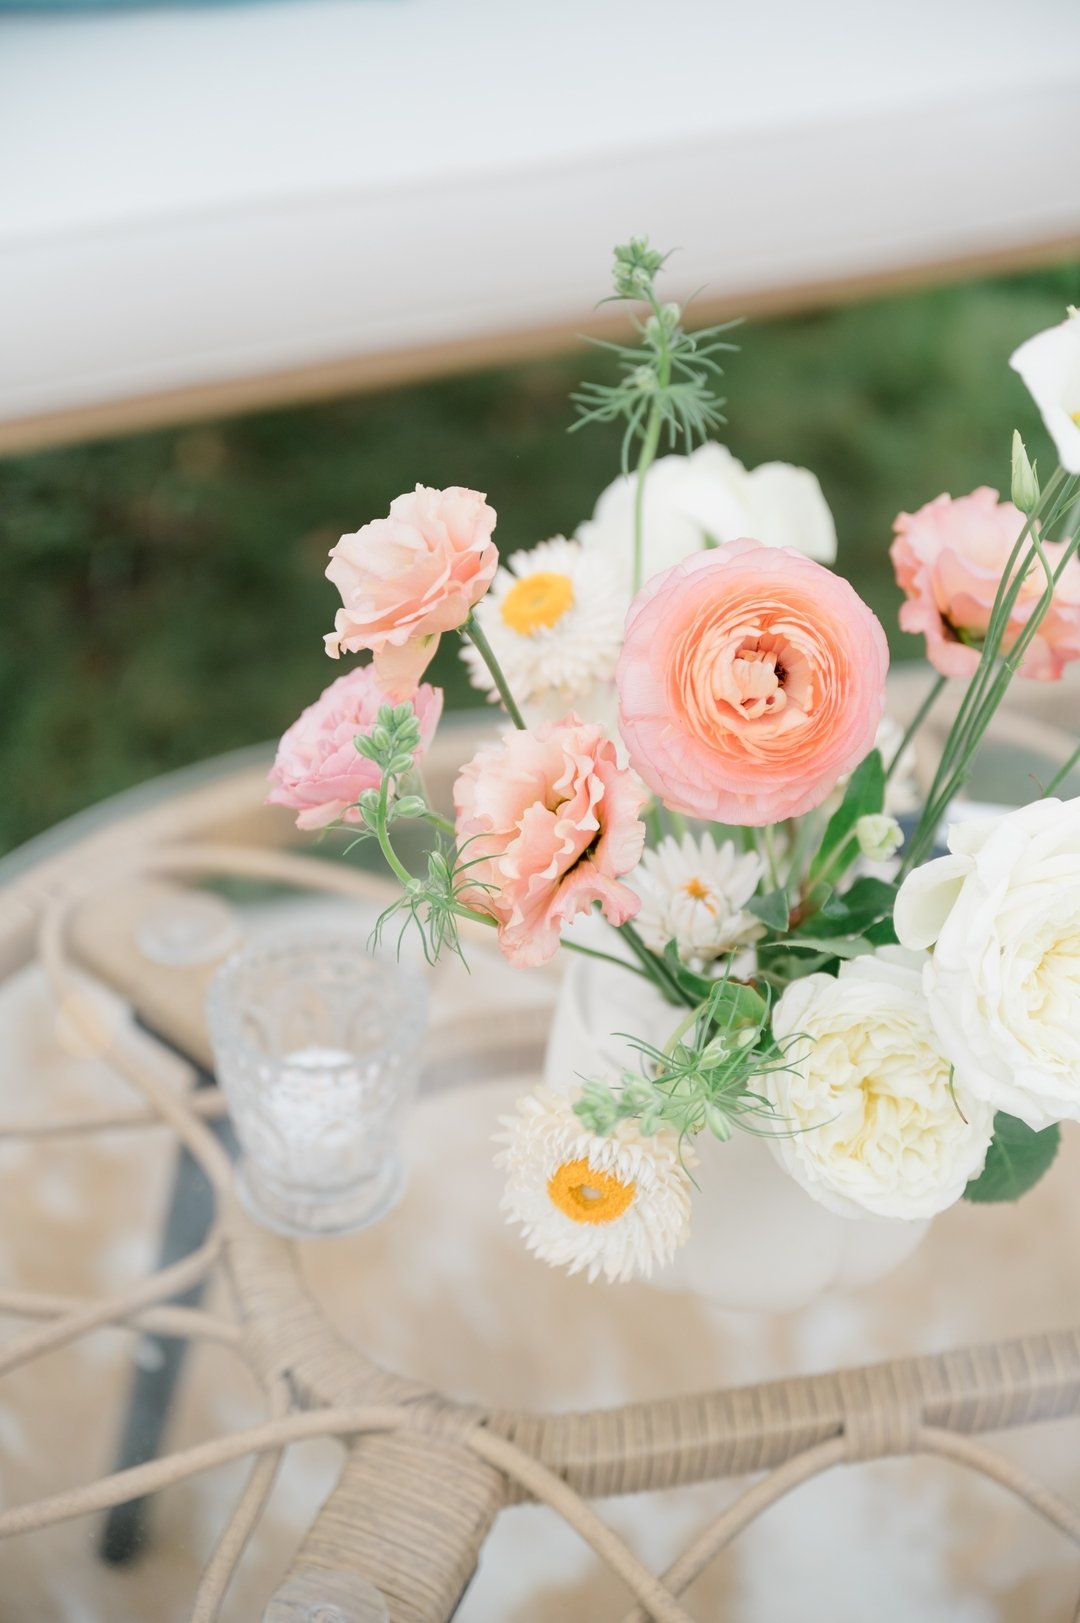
[269,242,1080,1285]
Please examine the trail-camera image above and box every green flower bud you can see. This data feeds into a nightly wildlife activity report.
[855,813,904,862]
[704,1103,733,1141]
[1011,430,1039,514]
[387,752,416,777]
[393,795,427,820]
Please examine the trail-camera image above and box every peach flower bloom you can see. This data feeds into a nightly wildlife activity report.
[616,540,888,826]
[325,484,498,698]
[891,487,1080,681]
[267,666,442,830]
[454,716,647,968]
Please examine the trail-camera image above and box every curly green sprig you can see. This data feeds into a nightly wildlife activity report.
[570,237,740,594]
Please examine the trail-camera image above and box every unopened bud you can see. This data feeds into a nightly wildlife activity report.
[704,1104,733,1141]
[393,795,427,820]
[1011,430,1039,514]
[855,813,903,863]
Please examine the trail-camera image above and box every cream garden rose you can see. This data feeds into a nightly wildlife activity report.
[895,796,1080,1129]
[764,953,994,1220]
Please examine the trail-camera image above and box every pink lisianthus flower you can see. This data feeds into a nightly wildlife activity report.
[267,666,442,831]
[453,716,647,969]
[616,540,888,826]
[324,484,499,699]
[890,487,1080,681]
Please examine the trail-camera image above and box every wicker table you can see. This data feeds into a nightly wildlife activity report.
[2,682,1080,1622]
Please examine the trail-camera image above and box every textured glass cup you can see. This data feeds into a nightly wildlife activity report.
[207,931,426,1237]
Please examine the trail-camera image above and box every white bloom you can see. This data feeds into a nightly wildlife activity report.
[630,833,763,967]
[495,1086,693,1283]
[460,535,624,728]
[1010,310,1080,475]
[856,814,903,863]
[764,953,994,1220]
[895,795,1080,1128]
[577,442,837,593]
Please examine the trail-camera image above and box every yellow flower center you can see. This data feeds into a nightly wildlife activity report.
[1071,410,1080,429]
[547,1157,636,1225]
[683,877,710,901]
[501,571,575,635]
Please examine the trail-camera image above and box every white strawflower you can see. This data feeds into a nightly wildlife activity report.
[495,1087,693,1283]
[460,536,625,725]
[895,795,1080,1129]
[1010,310,1080,475]
[631,833,763,968]
[764,952,995,1221]
[577,442,837,592]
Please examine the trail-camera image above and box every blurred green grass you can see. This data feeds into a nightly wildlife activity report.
[2,261,1077,855]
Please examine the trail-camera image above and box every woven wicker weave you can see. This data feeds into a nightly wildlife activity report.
[2,687,1079,1622]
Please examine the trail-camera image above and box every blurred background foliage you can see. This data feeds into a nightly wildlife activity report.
[1,261,1077,855]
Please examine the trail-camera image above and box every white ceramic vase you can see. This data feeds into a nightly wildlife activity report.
[544,935,928,1314]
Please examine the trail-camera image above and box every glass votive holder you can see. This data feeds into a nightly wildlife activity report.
[206,930,427,1237]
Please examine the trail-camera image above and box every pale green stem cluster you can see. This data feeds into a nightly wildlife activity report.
[901,467,1078,873]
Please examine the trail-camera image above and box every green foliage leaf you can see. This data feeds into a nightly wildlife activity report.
[748,887,790,932]
[963,1112,1061,1203]
[808,750,885,886]
[813,876,898,938]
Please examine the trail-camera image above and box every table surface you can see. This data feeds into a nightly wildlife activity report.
[2,686,1080,1620]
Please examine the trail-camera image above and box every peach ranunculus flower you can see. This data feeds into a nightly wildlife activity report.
[890,487,1080,681]
[266,666,442,830]
[453,716,648,968]
[616,540,889,826]
[324,484,499,699]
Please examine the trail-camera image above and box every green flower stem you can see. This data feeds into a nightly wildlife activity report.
[616,918,689,1005]
[901,468,1072,873]
[1041,739,1080,799]
[911,521,1079,860]
[451,901,497,929]
[755,825,782,891]
[424,811,457,837]
[373,775,414,889]
[646,801,664,845]
[631,289,673,595]
[663,1006,701,1055]
[461,617,527,729]
[885,672,946,785]
[561,936,654,982]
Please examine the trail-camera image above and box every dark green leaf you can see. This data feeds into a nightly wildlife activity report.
[808,750,885,886]
[813,876,899,938]
[749,888,790,932]
[963,1112,1061,1203]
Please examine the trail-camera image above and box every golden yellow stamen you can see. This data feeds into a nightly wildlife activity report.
[1071,410,1080,430]
[501,571,575,635]
[547,1157,635,1225]
[683,877,710,900]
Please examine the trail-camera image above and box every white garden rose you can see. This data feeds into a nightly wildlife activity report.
[764,952,994,1220]
[576,442,837,592]
[894,795,1080,1129]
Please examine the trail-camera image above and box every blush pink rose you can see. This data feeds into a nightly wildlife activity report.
[453,715,647,969]
[267,666,442,830]
[616,540,889,826]
[324,484,499,699]
[891,487,1080,680]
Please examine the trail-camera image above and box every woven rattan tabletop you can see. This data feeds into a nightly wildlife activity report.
[2,674,1080,1621]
